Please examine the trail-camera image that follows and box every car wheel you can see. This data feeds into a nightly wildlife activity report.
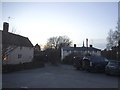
[76,67,80,70]
[105,71,110,75]
[87,68,91,72]
[87,67,95,73]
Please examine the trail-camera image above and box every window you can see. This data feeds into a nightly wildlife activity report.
[18,54,22,59]
[3,55,8,61]
[66,50,69,52]
[20,47,22,50]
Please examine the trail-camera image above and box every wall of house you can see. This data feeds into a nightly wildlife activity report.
[0,31,2,66]
[61,49,101,60]
[63,51,71,57]
[96,51,101,56]
[61,49,72,60]
[0,31,2,90]
[3,46,34,64]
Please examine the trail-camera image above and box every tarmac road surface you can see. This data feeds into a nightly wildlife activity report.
[2,64,119,88]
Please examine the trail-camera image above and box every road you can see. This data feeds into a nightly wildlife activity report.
[2,64,119,88]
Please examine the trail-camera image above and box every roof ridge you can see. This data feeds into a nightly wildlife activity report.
[2,30,33,47]
[62,46,101,51]
[3,30,28,39]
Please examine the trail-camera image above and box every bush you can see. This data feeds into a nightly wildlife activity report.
[62,53,75,65]
[62,52,84,65]
[2,61,45,73]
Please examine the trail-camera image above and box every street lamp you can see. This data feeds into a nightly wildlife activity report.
[73,56,76,59]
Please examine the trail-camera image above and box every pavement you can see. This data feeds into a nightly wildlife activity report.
[2,64,119,88]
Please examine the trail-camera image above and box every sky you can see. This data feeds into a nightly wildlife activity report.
[1,2,118,50]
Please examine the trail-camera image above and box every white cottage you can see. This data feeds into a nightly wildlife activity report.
[0,32,1,90]
[2,22,34,64]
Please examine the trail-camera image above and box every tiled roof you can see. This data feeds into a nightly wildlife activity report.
[1,30,33,47]
[62,47,101,51]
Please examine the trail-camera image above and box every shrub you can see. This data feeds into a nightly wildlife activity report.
[62,53,75,65]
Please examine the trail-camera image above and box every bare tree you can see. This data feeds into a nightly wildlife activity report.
[106,21,120,50]
[106,29,114,50]
[46,35,72,49]
[113,25,120,46]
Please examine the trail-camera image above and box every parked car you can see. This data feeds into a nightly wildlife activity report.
[105,60,120,76]
[73,55,108,72]
[82,55,108,72]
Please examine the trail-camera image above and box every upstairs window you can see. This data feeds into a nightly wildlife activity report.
[18,54,22,59]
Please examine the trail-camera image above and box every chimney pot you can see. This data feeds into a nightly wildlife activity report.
[86,38,88,47]
[90,45,92,47]
[74,44,76,48]
[83,41,85,47]
[3,22,9,32]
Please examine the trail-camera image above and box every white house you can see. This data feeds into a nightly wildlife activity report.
[2,22,34,64]
[61,44,101,60]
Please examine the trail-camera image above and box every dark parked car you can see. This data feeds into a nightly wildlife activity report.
[82,55,108,72]
[73,55,108,72]
[105,60,120,76]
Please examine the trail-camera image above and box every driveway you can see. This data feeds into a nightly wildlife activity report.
[2,64,119,88]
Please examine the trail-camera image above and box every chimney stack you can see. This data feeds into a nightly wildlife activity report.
[3,22,9,32]
[86,38,88,47]
[74,44,76,48]
[83,41,85,47]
